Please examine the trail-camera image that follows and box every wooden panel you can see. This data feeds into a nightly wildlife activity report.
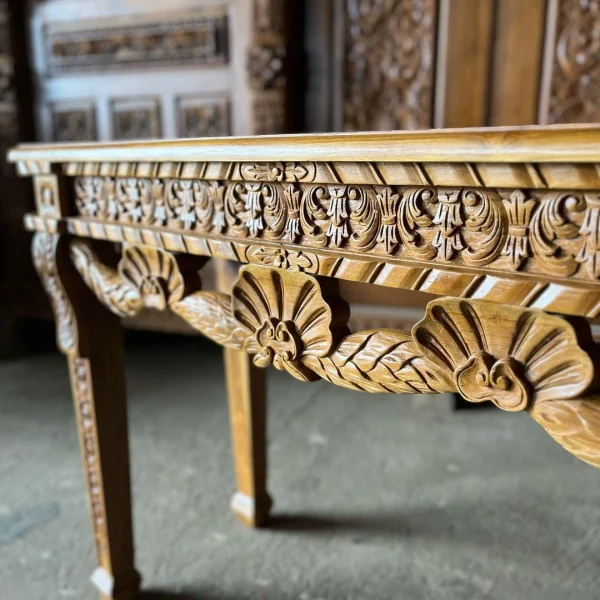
[341,0,437,130]
[490,0,546,126]
[435,0,495,127]
[539,0,600,124]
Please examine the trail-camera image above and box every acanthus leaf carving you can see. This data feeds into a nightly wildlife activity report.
[529,191,586,277]
[71,176,600,281]
[32,233,77,353]
[501,190,537,270]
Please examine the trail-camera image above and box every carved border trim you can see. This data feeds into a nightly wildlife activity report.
[40,160,600,190]
[23,214,600,318]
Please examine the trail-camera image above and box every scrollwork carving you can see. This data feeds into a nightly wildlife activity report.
[32,233,77,353]
[71,176,600,281]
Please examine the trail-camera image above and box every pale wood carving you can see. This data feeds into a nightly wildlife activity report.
[67,240,600,468]
[544,0,600,124]
[11,125,600,596]
[31,233,140,600]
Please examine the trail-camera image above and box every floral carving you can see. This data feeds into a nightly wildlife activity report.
[501,190,537,270]
[529,192,586,277]
[548,0,600,124]
[241,162,313,182]
[575,193,600,277]
[343,0,435,130]
[248,247,316,271]
[375,187,400,253]
[71,176,600,281]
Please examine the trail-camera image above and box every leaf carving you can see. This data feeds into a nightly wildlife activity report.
[303,330,454,394]
[170,292,250,350]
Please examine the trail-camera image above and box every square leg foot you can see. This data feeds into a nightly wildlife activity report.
[91,567,141,600]
[230,492,273,527]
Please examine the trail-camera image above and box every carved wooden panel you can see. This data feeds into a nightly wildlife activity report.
[542,0,600,124]
[111,98,161,140]
[45,12,228,74]
[342,0,436,130]
[177,96,230,138]
[51,101,96,142]
[249,0,287,134]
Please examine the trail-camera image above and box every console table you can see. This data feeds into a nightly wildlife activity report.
[8,125,600,599]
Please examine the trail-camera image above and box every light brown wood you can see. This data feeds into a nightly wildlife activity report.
[490,0,546,126]
[58,241,600,467]
[435,0,495,128]
[31,233,140,600]
[217,260,271,527]
[12,124,600,595]
[11,124,600,165]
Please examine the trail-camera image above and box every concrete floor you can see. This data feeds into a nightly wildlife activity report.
[1,333,600,600]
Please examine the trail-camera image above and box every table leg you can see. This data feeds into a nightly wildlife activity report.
[224,347,271,526]
[216,258,272,527]
[32,233,140,600]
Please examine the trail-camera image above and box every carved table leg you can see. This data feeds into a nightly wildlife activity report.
[216,259,272,526]
[32,233,140,600]
[224,347,271,526]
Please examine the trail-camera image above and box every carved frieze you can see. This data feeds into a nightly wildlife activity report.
[343,0,436,130]
[72,175,600,282]
[45,13,228,74]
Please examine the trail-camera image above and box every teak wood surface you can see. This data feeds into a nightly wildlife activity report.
[8,124,600,599]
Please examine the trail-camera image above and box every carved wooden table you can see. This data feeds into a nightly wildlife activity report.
[8,125,600,599]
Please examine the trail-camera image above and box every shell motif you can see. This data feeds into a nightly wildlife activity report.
[412,299,594,411]
[118,245,184,311]
[232,265,338,381]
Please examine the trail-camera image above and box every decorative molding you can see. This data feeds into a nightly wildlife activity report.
[22,215,600,319]
[546,0,600,124]
[70,176,600,283]
[45,12,228,74]
[56,160,600,191]
[67,245,600,467]
[68,356,109,561]
[343,0,436,130]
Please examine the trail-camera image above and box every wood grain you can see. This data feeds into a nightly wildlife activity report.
[32,233,140,600]
[217,259,271,527]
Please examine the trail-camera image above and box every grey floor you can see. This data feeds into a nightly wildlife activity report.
[1,333,600,600]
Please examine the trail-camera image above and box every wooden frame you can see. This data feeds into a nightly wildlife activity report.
[9,124,600,598]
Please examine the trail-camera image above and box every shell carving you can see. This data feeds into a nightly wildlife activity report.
[118,245,185,310]
[413,299,594,410]
[232,266,344,381]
